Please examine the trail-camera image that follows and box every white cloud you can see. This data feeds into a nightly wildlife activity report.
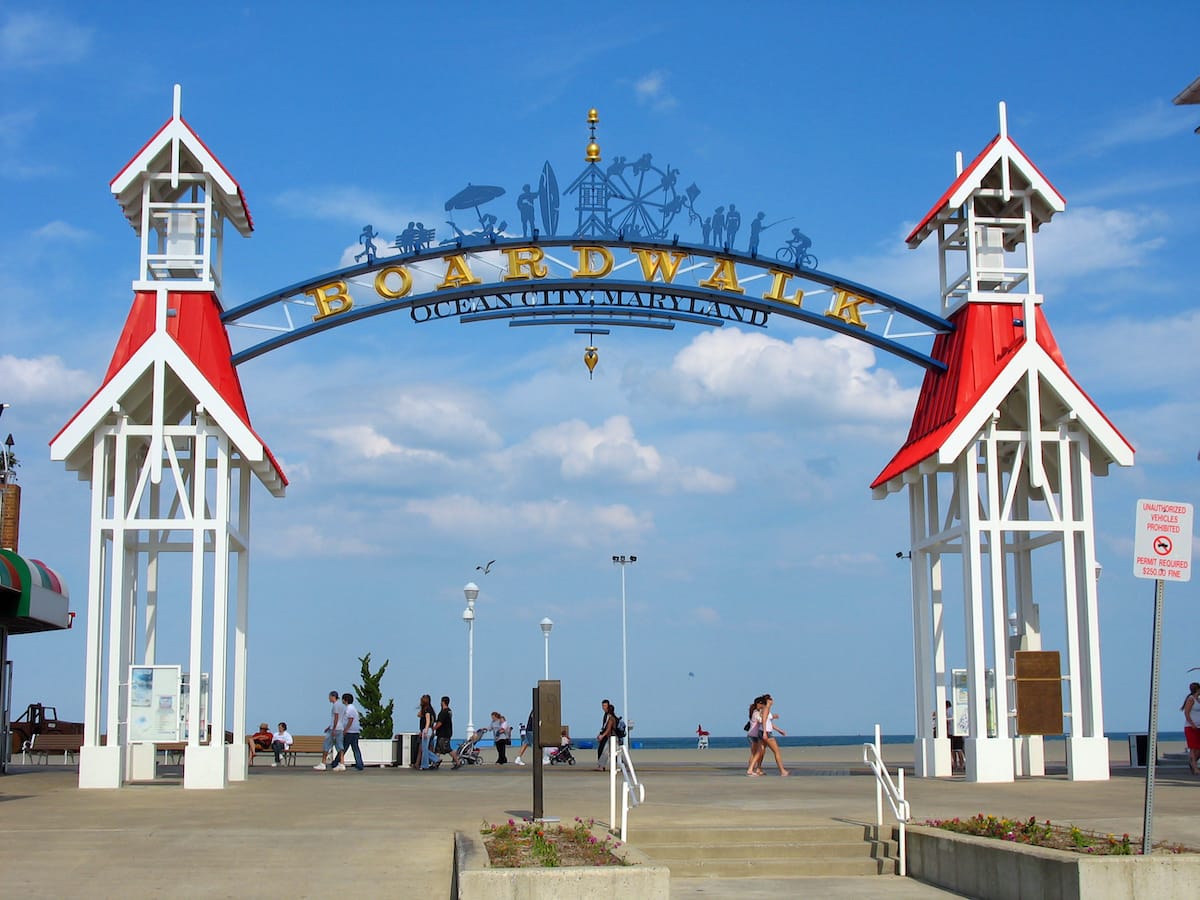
[1079,100,1195,154]
[634,70,678,110]
[256,522,382,559]
[1036,206,1167,285]
[691,606,720,625]
[316,424,450,464]
[0,12,90,69]
[515,415,734,494]
[276,186,439,239]
[384,392,502,449]
[405,493,652,546]
[665,328,918,421]
[0,354,92,402]
[805,551,882,571]
[33,221,91,242]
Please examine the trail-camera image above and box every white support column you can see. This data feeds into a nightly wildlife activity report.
[928,473,951,777]
[1011,481,1045,776]
[982,427,1012,746]
[80,429,117,788]
[961,449,1013,782]
[910,479,938,776]
[102,417,132,787]
[230,462,251,780]
[185,416,223,788]
[206,435,231,787]
[1061,428,1108,780]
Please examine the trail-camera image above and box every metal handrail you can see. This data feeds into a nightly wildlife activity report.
[862,723,910,876]
[608,741,645,841]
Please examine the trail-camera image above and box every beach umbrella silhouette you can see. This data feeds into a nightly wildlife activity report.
[445,184,505,227]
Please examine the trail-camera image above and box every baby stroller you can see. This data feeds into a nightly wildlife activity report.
[456,728,488,766]
[548,739,576,766]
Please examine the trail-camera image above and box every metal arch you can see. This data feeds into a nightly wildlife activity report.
[222,236,953,371]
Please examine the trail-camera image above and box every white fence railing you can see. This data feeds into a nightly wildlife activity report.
[862,723,911,876]
[608,740,644,841]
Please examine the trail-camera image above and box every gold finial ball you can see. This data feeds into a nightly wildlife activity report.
[584,346,599,374]
[587,107,599,124]
[585,140,601,163]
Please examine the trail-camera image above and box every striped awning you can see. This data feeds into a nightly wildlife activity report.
[0,550,71,633]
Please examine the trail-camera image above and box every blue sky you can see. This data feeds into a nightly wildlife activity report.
[2,2,1198,739]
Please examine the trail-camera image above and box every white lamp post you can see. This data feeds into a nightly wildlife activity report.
[611,555,637,730]
[463,582,479,737]
[540,617,554,679]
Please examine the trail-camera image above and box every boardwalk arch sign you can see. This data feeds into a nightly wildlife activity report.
[52,89,1132,789]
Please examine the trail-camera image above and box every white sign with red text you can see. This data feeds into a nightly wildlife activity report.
[1134,498,1193,582]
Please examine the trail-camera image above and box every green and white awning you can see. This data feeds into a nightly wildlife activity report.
[0,550,71,633]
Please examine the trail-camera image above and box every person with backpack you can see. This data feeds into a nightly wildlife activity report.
[596,699,618,770]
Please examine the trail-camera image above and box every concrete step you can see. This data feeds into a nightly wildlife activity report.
[632,823,898,878]
[634,823,872,844]
[656,857,893,878]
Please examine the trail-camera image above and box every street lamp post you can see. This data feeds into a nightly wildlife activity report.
[611,555,637,730]
[463,582,479,737]
[540,617,554,679]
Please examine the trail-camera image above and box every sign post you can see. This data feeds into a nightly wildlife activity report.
[1133,498,1193,855]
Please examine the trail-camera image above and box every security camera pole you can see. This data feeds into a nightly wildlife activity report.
[612,555,637,733]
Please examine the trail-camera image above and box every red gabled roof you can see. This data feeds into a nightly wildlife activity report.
[110,115,253,233]
[870,304,1060,489]
[54,290,285,486]
[906,135,1065,247]
[907,136,1000,247]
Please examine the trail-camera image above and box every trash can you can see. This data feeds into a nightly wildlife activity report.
[1128,733,1149,767]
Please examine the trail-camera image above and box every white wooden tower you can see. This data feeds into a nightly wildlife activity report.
[873,104,1134,783]
[51,87,286,789]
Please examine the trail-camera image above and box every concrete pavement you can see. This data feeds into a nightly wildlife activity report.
[0,740,1195,898]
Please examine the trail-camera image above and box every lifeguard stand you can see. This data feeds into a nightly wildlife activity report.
[51,86,286,789]
[873,104,1134,782]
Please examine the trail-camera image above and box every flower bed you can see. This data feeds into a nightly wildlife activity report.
[454,819,669,900]
[481,817,624,868]
[905,822,1200,900]
[928,814,1140,855]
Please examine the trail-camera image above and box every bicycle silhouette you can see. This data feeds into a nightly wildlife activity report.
[776,241,818,269]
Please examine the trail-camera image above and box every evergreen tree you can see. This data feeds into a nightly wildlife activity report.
[353,652,394,739]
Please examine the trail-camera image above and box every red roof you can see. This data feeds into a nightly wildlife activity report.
[110,116,253,233]
[54,290,285,486]
[907,136,1000,246]
[871,304,1061,489]
[906,135,1065,247]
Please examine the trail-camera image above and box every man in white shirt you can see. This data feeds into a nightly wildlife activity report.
[342,692,364,771]
[315,690,346,771]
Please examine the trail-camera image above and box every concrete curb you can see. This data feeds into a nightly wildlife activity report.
[905,824,1200,900]
[453,828,670,899]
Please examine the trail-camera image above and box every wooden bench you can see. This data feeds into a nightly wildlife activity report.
[28,732,85,765]
[273,735,328,767]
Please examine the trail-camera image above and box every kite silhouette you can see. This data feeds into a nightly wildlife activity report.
[476,560,496,574]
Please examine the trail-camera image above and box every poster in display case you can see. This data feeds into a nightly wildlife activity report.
[127,665,181,743]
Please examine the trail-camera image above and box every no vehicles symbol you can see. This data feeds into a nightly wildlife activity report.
[1153,536,1173,556]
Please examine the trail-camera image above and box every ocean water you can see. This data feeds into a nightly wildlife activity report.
[576,731,1188,751]
[471,731,1185,750]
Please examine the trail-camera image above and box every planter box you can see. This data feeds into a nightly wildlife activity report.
[905,825,1200,900]
[453,829,669,900]
[357,738,397,767]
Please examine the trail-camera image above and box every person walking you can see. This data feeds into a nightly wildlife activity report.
[342,692,364,771]
[746,697,765,776]
[435,696,462,769]
[596,699,617,770]
[760,693,789,776]
[490,712,510,764]
[417,694,439,770]
[514,709,533,765]
[1182,682,1200,775]
[314,690,346,771]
